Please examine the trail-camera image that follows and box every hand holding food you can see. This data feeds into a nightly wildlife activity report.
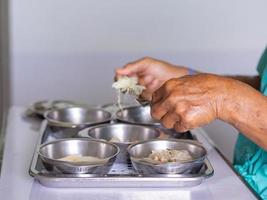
[112,76,146,108]
[115,57,189,100]
[151,74,225,132]
[151,73,267,144]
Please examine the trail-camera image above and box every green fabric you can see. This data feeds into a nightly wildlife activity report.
[234,47,267,200]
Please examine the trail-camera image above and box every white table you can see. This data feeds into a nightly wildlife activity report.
[0,107,257,200]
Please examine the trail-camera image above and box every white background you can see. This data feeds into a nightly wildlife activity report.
[7,0,267,161]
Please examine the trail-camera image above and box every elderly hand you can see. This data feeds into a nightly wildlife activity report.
[115,57,189,100]
[151,74,232,132]
[151,73,267,150]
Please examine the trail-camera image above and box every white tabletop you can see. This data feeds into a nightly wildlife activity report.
[0,107,257,200]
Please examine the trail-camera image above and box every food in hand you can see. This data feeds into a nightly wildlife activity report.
[112,76,146,110]
[112,76,146,96]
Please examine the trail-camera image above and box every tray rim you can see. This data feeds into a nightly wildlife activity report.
[29,120,214,187]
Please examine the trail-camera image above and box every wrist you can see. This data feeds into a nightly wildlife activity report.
[215,77,239,122]
[216,78,262,125]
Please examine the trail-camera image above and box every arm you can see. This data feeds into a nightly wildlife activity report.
[219,78,267,150]
[115,57,188,100]
[151,74,267,150]
[226,75,260,90]
[116,58,267,149]
[191,70,260,90]
[116,57,261,97]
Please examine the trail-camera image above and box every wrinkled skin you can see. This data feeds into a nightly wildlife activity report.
[115,57,267,150]
[151,74,221,132]
[115,57,188,100]
[151,73,267,149]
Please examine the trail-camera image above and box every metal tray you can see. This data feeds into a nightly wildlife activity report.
[29,120,214,188]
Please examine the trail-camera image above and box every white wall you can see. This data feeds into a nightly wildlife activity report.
[8,0,267,161]
[9,0,267,106]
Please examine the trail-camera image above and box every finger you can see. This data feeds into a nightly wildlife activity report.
[151,84,167,104]
[184,106,215,128]
[151,79,177,104]
[139,75,154,86]
[152,86,161,104]
[114,73,122,81]
[151,102,167,121]
[114,67,128,81]
[116,67,137,77]
[173,106,205,132]
[116,58,150,76]
[151,96,171,120]
[174,120,189,133]
[139,78,161,101]
[141,92,152,101]
[160,111,180,129]
[147,79,160,91]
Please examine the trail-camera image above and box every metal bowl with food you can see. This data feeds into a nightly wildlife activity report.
[128,139,207,174]
[116,105,160,126]
[38,138,120,174]
[44,107,112,128]
[78,123,161,163]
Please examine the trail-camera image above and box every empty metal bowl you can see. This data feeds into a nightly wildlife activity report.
[128,139,207,174]
[78,123,161,163]
[38,138,119,174]
[31,100,90,117]
[115,105,188,137]
[100,103,119,115]
[100,103,141,117]
[116,105,160,126]
[44,107,112,128]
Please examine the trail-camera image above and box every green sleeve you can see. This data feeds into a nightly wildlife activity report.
[234,46,267,199]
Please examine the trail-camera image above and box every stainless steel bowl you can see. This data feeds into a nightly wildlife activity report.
[44,107,112,128]
[31,100,90,117]
[78,123,161,163]
[100,103,119,114]
[100,103,139,116]
[116,105,160,126]
[128,139,207,174]
[38,138,119,174]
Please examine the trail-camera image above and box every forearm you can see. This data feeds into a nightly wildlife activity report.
[187,68,260,90]
[218,79,267,150]
[225,75,260,90]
